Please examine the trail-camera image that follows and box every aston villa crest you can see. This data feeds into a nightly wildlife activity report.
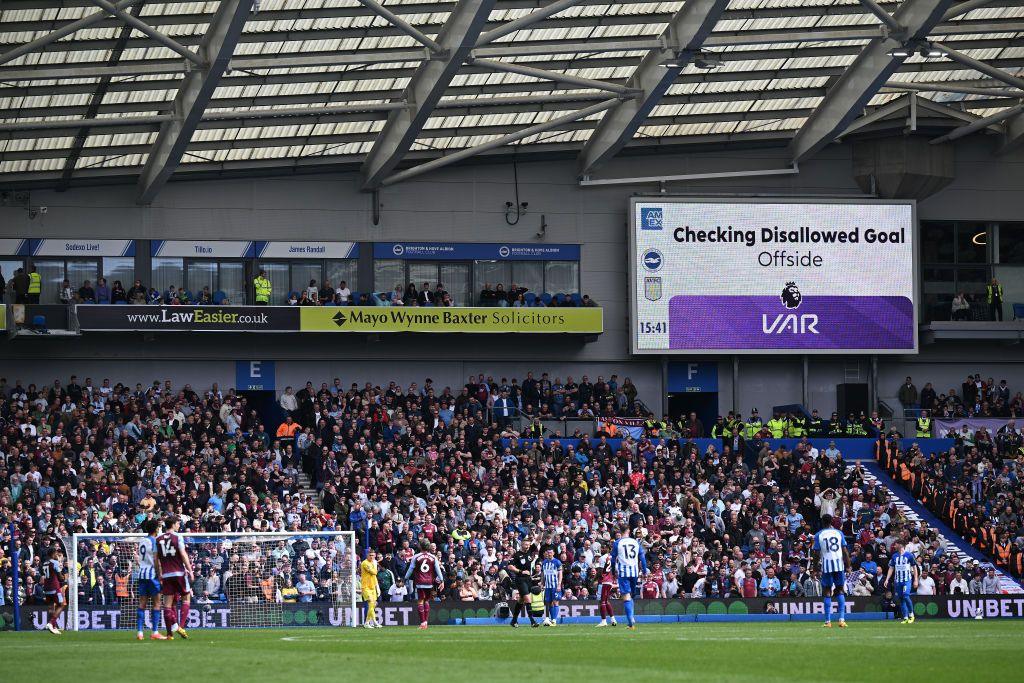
[644,277,662,301]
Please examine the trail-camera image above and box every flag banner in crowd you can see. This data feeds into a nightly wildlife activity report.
[598,417,647,439]
[933,418,1019,437]
[299,307,602,333]
[21,595,1024,630]
[0,304,5,331]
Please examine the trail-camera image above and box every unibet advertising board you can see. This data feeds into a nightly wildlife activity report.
[630,198,917,354]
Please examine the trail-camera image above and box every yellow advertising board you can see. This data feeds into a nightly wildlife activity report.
[0,304,5,331]
[300,306,602,333]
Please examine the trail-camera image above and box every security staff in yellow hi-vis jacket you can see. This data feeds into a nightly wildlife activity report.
[253,270,272,305]
[987,278,1004,321]
[916,410,932,438]
[27,265,41,304]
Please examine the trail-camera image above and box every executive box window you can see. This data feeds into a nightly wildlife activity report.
[34,257,134,304]
[921,221,1021,322]
[257,260,358,304]
[152,258,244,304]
[374,258,580,305]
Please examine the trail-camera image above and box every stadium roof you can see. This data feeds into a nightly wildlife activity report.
[1,0,1024,199]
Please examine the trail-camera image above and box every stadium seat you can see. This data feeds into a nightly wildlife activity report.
[213,290,227,304]
[524,292,536,306]
[540,292,552,306]
[1013,303,1024,319]
[570,292,583,307]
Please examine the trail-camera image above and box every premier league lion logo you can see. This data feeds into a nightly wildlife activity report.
[781,282,802,309]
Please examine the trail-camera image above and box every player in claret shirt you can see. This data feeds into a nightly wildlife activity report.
[595,546,617,627]
[41,546,67,635]
[404,538,444,630]
[154,516,194,640]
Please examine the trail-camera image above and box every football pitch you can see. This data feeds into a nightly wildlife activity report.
[4,621,1023,683]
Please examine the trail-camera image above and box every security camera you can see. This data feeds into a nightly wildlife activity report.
[39,206,48,214]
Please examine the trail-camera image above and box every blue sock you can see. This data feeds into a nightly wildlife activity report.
[137,609,146,632]
[904,596,914,618]
[823,595,832,622]
[624,599,635,626]
[151,609,161,631]
[837,594,846,621]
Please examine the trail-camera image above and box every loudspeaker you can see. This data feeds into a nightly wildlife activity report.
[836,383,869,417]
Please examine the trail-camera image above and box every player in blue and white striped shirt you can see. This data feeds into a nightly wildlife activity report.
[812,515,850,628]
[884,541,919,624]
[135,518,165,640]
[611,524,647,630]
[540,548,562,627]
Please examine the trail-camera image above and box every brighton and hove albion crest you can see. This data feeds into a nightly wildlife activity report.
[644,277,662,301]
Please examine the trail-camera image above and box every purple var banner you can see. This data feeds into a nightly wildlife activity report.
[668,295,915,351]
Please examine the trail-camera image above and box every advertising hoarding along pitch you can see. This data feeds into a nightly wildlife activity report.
[631,198,917,354]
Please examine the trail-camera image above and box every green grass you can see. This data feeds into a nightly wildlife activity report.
[4,621,1023,683]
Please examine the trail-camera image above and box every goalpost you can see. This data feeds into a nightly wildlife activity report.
[68,531,358,631]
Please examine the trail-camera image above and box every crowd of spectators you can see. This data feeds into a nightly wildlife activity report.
[877,435,1024,579]
[897,375,1024,420]
[0,371,1010,616]
[22,275,599,309]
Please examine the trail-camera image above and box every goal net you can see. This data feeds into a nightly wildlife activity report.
[68,532,357,631]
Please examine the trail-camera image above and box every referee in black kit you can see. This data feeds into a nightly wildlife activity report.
[508,538,540,628]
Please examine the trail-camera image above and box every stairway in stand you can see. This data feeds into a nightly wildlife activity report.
[296,472,318,498]
[857,461,1022,594]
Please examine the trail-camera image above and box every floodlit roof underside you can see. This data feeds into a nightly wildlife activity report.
[1,0,1023,188]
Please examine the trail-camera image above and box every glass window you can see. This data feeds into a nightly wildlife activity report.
[439,263,470,306]
[0,259,22,303]
[186,261,216,302]
[998,223,1024,264]
[291,263,321,301]
[512,262,543,294]
[326,260,358,295]
[374,259,404,299]
[152,258,184,299]
[260,262,290,304]
[921,222,954,264]
[219,262,245,305]
[67,261,99,300]
[922,268,955,322]
[956,223,988,264]
[103,257,133,293]
[408,263,438,292]
[956,268,989,297]
[35,260,64,304]
[473,261,511,304]
[544,261,579,295]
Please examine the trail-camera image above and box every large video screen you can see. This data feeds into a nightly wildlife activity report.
[630,198,917,354]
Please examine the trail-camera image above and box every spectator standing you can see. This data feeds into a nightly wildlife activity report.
[12,267,29,304]
[27,265,41,303]
[254,270,272,305]
[898,377,918,408]
[987,278,1004,321]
